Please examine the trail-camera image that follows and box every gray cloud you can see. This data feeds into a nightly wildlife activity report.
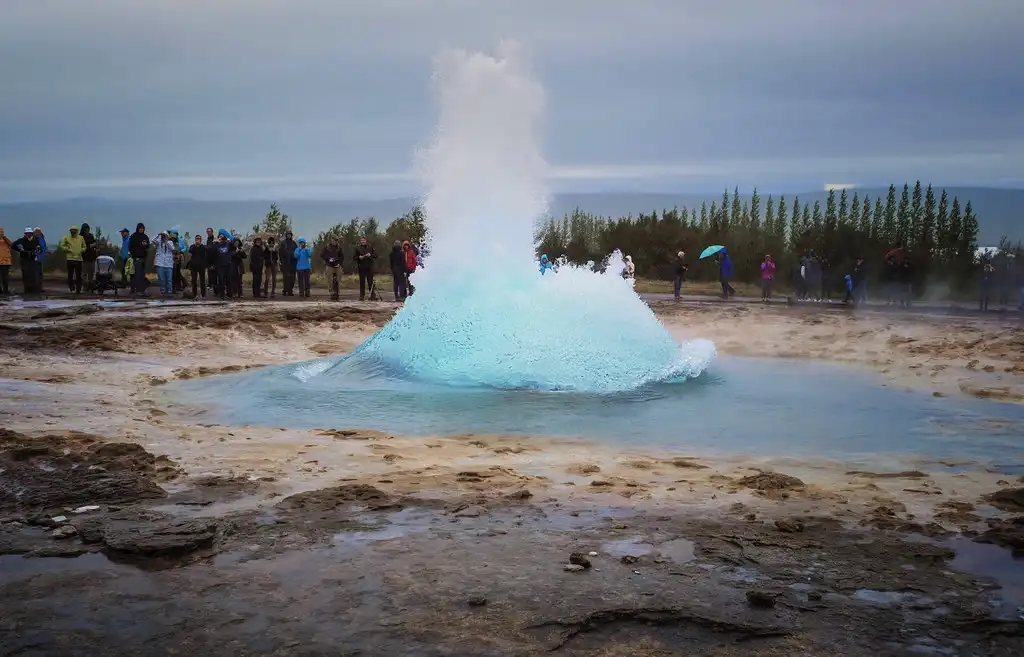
[1,0,1022,199]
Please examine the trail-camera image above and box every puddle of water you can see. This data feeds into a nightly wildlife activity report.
[853,589,912,605]
[656,538,695,564]
[601,538,654,558]
[945,537,1024,618]
[0,553,138,583]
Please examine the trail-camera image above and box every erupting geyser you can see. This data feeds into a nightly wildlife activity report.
[337,42,715,392]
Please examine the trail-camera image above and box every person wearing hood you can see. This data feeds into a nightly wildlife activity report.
[718,248,735,299]
[229,236,247,298]
[673,251,688,299]
[33,227,48,293]
[624,255,636,278]
[187,234,207,299]
[539,254,553,275]
[353,237,377,301]
[249,237,266,298]
[0,227,11,295]
[119,228,131,283]
[209,229,233,299]
[128,223,151,296]
[280,231,298,296]
[169,228,186,293]
[13,228,41,294]
[294,238,313,298]
[60,225,87,293]
[154,230,176,295]
[402,241,418,296]
[204,227,218,294]
[79,222,97,289]
[760,254,776,302]
[263,235,279,298]
[389,240,407,300]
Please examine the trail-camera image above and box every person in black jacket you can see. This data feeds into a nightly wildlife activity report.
[850,257,867,306]
[205,227,217,295]
[353,237,377,301]
[672,250,687,299]
[389,240,407,301]
[263,236,279,298]
[249,237,266,298]
[230,237,246,299]
[210,231,233,300]
[187,235,207,299]
[80,222,98,290]
[12,228,40,295]
[279,232,298,296]
[128,223,151,296]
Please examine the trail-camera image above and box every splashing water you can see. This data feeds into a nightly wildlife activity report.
[334,42,714,393]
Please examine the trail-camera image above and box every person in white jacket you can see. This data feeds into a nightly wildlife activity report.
[154,230,176,295]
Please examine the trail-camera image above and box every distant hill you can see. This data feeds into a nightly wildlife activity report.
[2,187,1020,245]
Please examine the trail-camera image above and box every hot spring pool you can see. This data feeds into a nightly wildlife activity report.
[165,355,1024,468]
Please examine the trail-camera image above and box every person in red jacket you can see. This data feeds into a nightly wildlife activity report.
[403,241,418,297]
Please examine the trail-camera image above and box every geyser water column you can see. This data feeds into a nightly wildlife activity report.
[344,42,715,392]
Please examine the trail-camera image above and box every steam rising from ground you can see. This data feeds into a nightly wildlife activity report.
[337,43,715,392]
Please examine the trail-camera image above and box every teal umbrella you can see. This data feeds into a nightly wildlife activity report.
[699,245,725,259]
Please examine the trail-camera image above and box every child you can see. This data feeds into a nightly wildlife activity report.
[294,238,312,298]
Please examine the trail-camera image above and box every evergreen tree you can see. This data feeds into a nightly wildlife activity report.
[720,189,730,230]
[883,184,898,246]
[935,189,949,261]
[776,195,787,239]
[859,196,871,236]
[960,200,979,264]
[802,205,812,244]
[699,201,709,231]
[948,196,963,264]
[839,189,850,228]
[764,194,774,235]
[825,188,837,229]
[789,197,801,251]
[690,207,698,227]
[731,186,742,227]
[896,182,911,243]
[872,197,884,242]
[911,181,923,246]
[750,188,761,229]
[921,184,936,258]
[709,201,719,233]
[811,200,823,238]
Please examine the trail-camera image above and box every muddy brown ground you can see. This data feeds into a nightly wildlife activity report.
[1,298,1023,656]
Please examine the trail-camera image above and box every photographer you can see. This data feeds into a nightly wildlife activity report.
[321,240,343,300]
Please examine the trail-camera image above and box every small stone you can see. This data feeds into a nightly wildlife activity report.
[71,505,101,515]
[51,525,78,540]
[563,564,585,572]
[590,480,614,487]
[775,518,806,533]
[620,555,640,565]
[588,551,598,557]
[467,597,487,607]
[808,591,823,601]
[569,552,592,569]
[51,515,68,524]
[746,590,776,609]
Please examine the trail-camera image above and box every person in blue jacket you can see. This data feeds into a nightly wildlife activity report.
[717,248,735,299]
[33,227,48,294]
[539,254,553,275]
[294,238,313,298]
[119,228,131,283]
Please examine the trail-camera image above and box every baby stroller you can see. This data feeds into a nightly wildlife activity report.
[91,255,122,296]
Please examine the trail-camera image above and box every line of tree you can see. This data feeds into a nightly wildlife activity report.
[536,182,1021,293]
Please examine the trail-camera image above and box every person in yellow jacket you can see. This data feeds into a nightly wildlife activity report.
[0,227,12,295]
[59,225,87,294]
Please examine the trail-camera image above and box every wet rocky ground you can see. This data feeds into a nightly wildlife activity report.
[2,430,1023,656]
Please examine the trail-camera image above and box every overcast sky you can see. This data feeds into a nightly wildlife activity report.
[2,0,1022,201]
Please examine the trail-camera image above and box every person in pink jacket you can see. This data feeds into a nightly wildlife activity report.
[760,254,776,302]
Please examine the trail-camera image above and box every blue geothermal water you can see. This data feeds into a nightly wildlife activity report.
[167,355,1024,466]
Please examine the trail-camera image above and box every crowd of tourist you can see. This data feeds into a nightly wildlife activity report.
[1,223,1021,311]
[0,223,425,302]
